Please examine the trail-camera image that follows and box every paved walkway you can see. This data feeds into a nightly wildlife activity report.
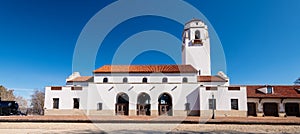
[0,123,299,133]
[0,115,300,124]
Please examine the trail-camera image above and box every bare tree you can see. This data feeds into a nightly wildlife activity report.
[30,90,45,115]
[0,85,15,101]
[295,78,300,85]
[15,96,28,113]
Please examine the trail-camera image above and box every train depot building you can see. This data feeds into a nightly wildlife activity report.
[44,19,300,117]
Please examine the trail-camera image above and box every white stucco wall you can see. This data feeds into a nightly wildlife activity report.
[44,86,88,110]
[183,47,211,76]
[94,73,197,83]
[86,83,200,112]
[45,83,248,116]
[199,86,247,111]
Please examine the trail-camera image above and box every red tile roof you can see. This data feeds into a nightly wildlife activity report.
[197,76,228,82]
[247,85,300,98]
[94,65,197,73]
[67,76,93,82]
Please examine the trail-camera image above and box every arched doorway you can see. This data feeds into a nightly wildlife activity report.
[263,103,278,117]
[158,93,172,116]
[285,103,300,117]
[115,93,129,115]
[137,93,151,116]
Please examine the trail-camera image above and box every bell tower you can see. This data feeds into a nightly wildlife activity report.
[182,19,211,76]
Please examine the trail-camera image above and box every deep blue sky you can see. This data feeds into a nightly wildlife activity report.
[0,0,299,98]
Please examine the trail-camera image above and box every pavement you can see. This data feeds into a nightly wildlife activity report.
[0,115,300,125]
[0,122,300,133]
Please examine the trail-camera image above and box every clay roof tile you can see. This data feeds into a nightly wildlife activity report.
[93,65,197,74]
[247,85,300,98]
[197,76,227,82]
[67,76,93,82]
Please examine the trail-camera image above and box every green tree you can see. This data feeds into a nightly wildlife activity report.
[30,90,45,115]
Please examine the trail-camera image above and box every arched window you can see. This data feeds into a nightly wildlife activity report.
[195,30,200,39]
[162,77,168,83]
[183,77,188,83]
[142,77,147,83]
[123,77,128,83]
[103,77,108,83]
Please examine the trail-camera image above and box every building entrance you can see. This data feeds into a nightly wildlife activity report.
[247,102,257,116]
[137,93,151,116]
[158,93,172,116]
[285,103,299,116]
[115,93,129,115]
[263,103,278,117]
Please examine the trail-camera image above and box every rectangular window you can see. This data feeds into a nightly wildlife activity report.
[71,87,82,90]
[231,99,239,110]
[267,86,273,94]
[53,98,59,109]
[209,99,216,110]
[228,87,240,90]
[51,87,62,90]
[185,103,190,111]
[97,103,103,111]
[73,98,80,109]
[206,87,218,90]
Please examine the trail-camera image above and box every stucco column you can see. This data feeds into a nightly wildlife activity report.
[129,103,136,116]
[151,103,158,116]
[257,102,264,117]
[278,102,286,117]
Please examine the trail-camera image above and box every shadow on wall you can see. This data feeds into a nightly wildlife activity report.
[186,88,200,116]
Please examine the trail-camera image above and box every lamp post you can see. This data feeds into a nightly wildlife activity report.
[212,93,215,119]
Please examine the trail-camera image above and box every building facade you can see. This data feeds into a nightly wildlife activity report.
[44,19,300,117]
[247,85,300,117]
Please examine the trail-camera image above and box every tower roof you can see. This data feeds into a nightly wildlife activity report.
[184,18,207,30]
[185,18,203,25]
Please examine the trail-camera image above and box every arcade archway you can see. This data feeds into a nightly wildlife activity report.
[137,92,151,116]
[115,93,129,115]
[158,93,172,116]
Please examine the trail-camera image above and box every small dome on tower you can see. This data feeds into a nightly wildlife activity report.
[184,18,207,30]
